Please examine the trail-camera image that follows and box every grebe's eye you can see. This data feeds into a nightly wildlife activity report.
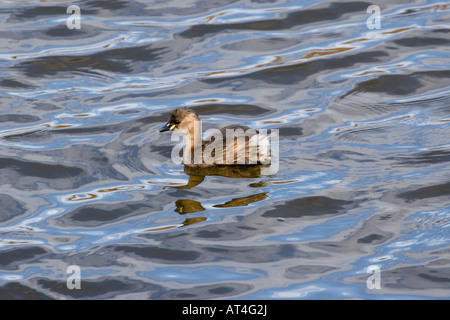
[173,120,180,125]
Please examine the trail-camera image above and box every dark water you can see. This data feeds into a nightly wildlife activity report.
[0,0,449,299]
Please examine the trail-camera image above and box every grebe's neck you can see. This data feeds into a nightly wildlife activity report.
[183,119,202,165]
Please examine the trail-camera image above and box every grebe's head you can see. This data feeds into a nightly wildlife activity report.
[158,107,199,134]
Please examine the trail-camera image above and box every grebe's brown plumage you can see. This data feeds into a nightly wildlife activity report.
[159,107,271,168]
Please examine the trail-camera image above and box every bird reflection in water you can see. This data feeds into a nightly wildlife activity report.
[143,163,270,232]
[172,164,270,229]
[175,163,271,189]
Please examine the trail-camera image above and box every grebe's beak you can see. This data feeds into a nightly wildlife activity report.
[158,122,176,132]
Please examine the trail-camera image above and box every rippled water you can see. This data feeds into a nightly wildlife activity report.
[0,0,449,299]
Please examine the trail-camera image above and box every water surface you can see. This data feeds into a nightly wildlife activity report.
[0,0,449,299]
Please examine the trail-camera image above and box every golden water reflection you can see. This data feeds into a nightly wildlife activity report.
[213,192,268,208]
[177,164,269,189]
[175,199,206,214]
[170,165,271,228]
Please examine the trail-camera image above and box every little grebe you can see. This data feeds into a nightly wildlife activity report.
[159,107,271,168]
